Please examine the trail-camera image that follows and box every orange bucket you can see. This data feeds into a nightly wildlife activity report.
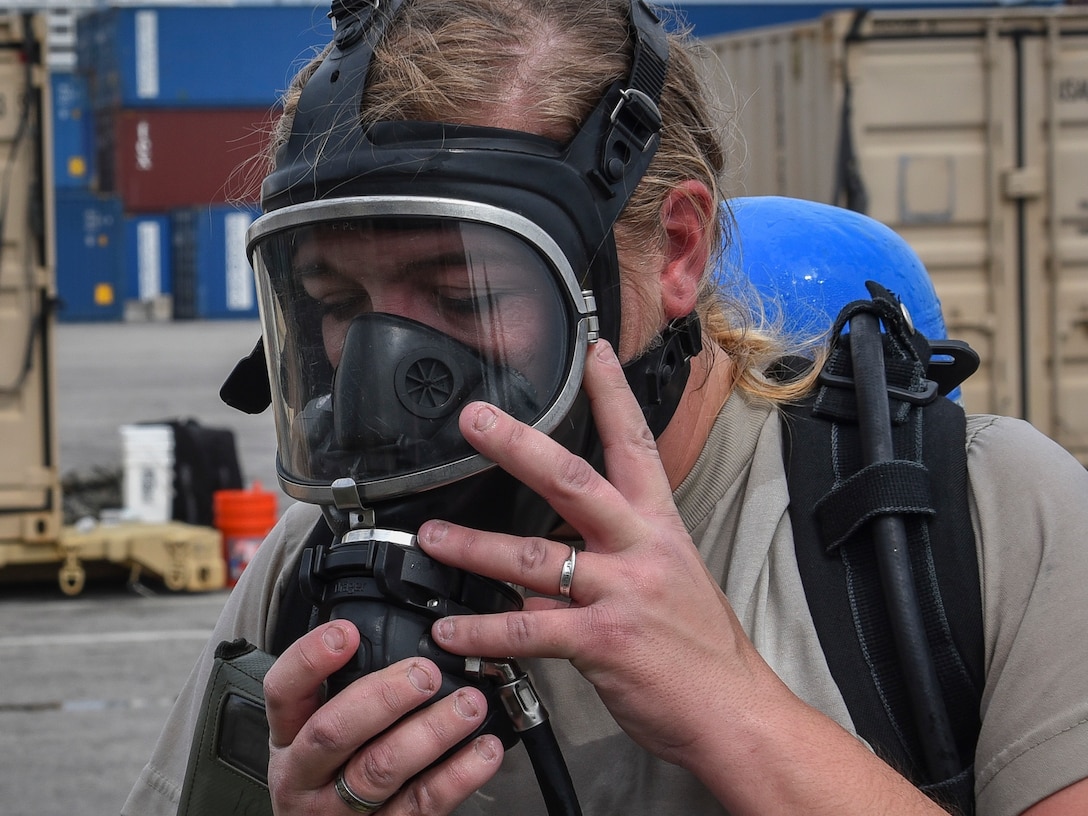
[213,482,278,587]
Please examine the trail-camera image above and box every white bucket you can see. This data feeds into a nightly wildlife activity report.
[120,424,175,523]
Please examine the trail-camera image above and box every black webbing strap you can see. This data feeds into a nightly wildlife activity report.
[814,458,934,550]
[783,293,984,814]
[269,517,332,657]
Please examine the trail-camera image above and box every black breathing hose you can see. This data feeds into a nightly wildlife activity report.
[521,720,583,816]
[467,657,582,816]
[848,313,961,782]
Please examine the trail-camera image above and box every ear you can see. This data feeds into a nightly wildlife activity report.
[659,179,715,320]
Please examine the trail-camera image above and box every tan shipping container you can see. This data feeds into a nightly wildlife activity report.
[702,7,1088,466]
[0,12,61,545]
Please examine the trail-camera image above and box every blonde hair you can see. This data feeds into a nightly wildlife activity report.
[265,0,816,403]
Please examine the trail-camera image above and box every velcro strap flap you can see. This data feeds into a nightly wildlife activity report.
[814,460,935,550]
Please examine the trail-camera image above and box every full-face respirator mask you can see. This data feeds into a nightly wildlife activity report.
[220,2,701,812]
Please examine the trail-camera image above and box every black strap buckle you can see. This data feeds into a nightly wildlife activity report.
[818,368,939,406]
[609,88,661,152]
[596,0,668,184]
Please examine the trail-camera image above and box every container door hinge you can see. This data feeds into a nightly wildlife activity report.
[1002,166,1045,200]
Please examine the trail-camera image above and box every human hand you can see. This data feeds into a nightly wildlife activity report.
[416,340,785,771]
[263,620,503,815]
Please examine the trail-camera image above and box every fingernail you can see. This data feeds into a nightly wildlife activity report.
[418,519,447,546]
[474,736,499,763]
[595,340,618,364]
[472,404,497,432]
[453,690,481,720]
[434,618,454,643]
[408,663,436,694]
[322,624,346,652]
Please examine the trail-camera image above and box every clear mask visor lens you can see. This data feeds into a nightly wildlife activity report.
[250,214,576,491]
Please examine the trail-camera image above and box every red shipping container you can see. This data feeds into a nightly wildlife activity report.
[98,107,278,211]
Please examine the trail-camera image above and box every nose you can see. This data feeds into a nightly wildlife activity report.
[367,284,434,326]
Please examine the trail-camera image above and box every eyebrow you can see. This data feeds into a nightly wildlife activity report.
[401,251,474,279]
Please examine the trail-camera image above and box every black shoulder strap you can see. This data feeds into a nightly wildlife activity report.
[783,283,984,814]
[268,517,331,656]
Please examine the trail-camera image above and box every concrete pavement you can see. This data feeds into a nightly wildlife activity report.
[2,318,286,815]
[0,583,228,815]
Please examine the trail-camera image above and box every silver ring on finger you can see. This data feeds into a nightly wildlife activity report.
[334,769,387,814]
[558,545,577,599]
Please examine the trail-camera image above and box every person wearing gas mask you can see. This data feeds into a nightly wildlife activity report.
[123,1,1088,815]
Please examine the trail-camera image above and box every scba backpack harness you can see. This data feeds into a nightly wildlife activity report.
[780,281,983,814]
[183,282,986,816]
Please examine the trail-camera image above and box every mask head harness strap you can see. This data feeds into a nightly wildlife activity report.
[266,0,669,219]
[271,0,407,205]
[625,313,704,437]
[587,0,669,204]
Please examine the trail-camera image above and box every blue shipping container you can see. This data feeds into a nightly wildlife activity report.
[123,213,172,302]
[77,5,331,109]
[657,1,1063,38]
[55,189,125,322]
[51,73,94,189]
[172,204,261,320]
[72,3,1066,106]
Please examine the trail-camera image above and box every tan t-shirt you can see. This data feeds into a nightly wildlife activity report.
[123,390,1088,816]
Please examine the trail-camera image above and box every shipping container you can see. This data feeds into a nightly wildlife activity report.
[96,107,274,212]
[172,204,261,320]
[122,212,172,320]
[701,7,1088,465]
[51,72,94,188]
[0,33,49,285]
[0,12,58,537]
[658,1,1062,39]
[54,189,125,323]
[76,5,330,110]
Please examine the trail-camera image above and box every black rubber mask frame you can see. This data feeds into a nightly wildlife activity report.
[248,196,596,509]
[226,0,704,526]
